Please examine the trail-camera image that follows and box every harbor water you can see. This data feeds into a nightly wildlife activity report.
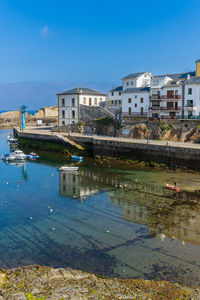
[0,129,200,285]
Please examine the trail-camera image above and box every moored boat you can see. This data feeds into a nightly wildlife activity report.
[71,155,83,161]
[1,150,26,161]
[26,152,40,160]
[58,166,79,172]
[165,183,181,192]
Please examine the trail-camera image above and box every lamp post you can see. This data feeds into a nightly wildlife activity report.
[147,107,151,143]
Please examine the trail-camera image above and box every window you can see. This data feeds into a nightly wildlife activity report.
[89,98,92,106]
[131,81,133,86]
[186,100,193,107]
[128,107,131,115]
[100,98,102,101]
[135,103,137,108]
[111,100,114,104]
[119,91,121,96]
[111,92,114,96]
[119,100,121,104]
[72,110,75,118]
[62,110,65,118]
[140,98,144,103]
[128,98,131,103]
[72,98,75,106]
[188,111,193,118]
[188,88,192,95]
[83,97,86,105]
[94,98,97,105]
[62,120,65,126]
[152,79,159,86]
[135,95,137,99]
[62,98,65,107]
[126,82,129,86]
[115,100,117,105]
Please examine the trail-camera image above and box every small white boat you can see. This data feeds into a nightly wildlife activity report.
[7,134,13,141]
[8,137,18,144]
[13,150,26,160]
[58,166,79,172]
[3,150,26,161]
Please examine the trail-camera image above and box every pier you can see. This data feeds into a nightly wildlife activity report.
[14,126,200,169]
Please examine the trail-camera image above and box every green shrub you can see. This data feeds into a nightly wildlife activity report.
[94,117,113,125]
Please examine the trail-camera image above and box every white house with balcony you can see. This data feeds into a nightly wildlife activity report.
[57,87,106,126]
[149,71,196,119]
[183,76,200,118]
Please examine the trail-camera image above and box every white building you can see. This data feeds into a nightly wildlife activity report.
[150,72,196,119]
[122,72,152,89]
[57,87,106,126]
[122,87,150,117]
[121,72,151,119]
[184,76,200,118]
[105,86,122,120]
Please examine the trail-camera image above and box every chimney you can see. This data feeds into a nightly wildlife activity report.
[196,59,200,77]
[187,74,191,80]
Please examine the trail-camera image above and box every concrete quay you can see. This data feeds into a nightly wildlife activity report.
[14,126,200,169]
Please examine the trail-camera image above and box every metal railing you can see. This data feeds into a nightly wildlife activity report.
[150,106,181,111]
[123,112,148,117]
[150,95,181,100]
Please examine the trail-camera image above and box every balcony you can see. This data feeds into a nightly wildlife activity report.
[123,112,148,117]
[184,106,197,111]
[150,95,181,100]
[150,106,181,111]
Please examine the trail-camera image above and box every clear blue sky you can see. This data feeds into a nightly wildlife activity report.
[0,0,200,110]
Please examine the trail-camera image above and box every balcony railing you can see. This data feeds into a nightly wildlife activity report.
[160,116,179,119]
[184,106,197,111]
[150,95,181,100]
[150,106,181,111]
[123,112,148,117]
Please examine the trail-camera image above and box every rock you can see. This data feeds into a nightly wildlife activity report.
[0,272,6,285]
[8,292,26,300]
[48,268,64,280]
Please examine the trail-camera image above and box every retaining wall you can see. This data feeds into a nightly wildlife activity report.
[14,128,200,169]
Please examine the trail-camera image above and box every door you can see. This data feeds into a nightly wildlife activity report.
[167,90,174,98]
[170,112,175,119]
[89,98,92,106]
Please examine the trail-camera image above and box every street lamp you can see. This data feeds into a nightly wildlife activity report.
[147,107,151,143]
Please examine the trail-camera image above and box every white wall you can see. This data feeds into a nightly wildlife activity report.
[58,93,106,125]
[106,90,122,106]
[58,94,79,125]
[79,94,105,106]
[184,84,200,116]
[122,73,151,90]
[150,76,171,90]
[122,92,149,115]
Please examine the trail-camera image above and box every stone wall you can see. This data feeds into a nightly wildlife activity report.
[14,128,200,170]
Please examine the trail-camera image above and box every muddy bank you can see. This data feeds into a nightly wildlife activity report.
[0,265,198,299]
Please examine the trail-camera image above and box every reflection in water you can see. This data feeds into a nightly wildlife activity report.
[59,167,200,246]
[59,169,99,200]
[109,189,200,246]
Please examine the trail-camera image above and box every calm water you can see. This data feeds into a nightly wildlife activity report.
[0,129,200,285]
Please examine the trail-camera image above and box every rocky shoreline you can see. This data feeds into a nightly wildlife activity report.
[0,265,198,299]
